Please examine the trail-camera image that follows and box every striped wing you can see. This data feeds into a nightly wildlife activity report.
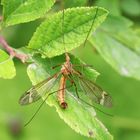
[19,74,59,105]
[78,76,112,108]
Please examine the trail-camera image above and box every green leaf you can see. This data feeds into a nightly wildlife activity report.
[1,0,55,27]
[28,7,108,58]
[121,0,140,16]
[135,29,140,37]
[0,49,16,79]
[89,15,140,80]
[100,15,140,54]
[27,54,113,140]
[90,30,140,80]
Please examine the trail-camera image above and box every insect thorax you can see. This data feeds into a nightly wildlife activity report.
[61,61,73,75]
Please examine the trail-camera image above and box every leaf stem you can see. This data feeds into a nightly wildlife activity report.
[0,36,28,63]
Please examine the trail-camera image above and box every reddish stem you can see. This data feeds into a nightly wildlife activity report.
[0,36,28,63]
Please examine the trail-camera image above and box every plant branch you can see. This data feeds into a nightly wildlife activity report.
[0,36,28,63]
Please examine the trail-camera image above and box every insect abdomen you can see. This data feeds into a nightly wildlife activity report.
[58,76,68,109]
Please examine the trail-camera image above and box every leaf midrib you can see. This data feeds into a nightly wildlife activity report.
[39,10,106,48]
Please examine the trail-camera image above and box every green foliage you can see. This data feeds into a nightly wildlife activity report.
[0,5,111,138]
[28,7,108,57]
[95,0,120,16]
[0,49,16,79]
[1,0,55,27]
[0,0,140,139]
[121,0,140,16]
[90,15,140,80]
[64,0,87,8]
[27,54,113,140]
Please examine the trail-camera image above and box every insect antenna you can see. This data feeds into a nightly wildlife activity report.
[24,85,73,127]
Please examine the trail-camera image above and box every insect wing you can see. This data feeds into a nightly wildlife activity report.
[19,74,59,105]
[78,77,112,108]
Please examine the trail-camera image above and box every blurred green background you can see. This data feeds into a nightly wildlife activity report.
[0,0,140,140]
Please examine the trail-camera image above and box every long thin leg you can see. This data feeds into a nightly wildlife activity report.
[77,97,113,117]
[51,63,62,69]
[67,75,80,98]
[73,64,93,68]
[24,92,54,127]
[82,8,99,47]
[24,84,73,127]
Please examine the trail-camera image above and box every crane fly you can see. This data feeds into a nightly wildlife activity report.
[19,53,112,109]
[19,5,113,126]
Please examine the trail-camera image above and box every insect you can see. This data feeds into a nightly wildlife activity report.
[19,52,112,109]
[19,53,112,126]
[19,5,113,126]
